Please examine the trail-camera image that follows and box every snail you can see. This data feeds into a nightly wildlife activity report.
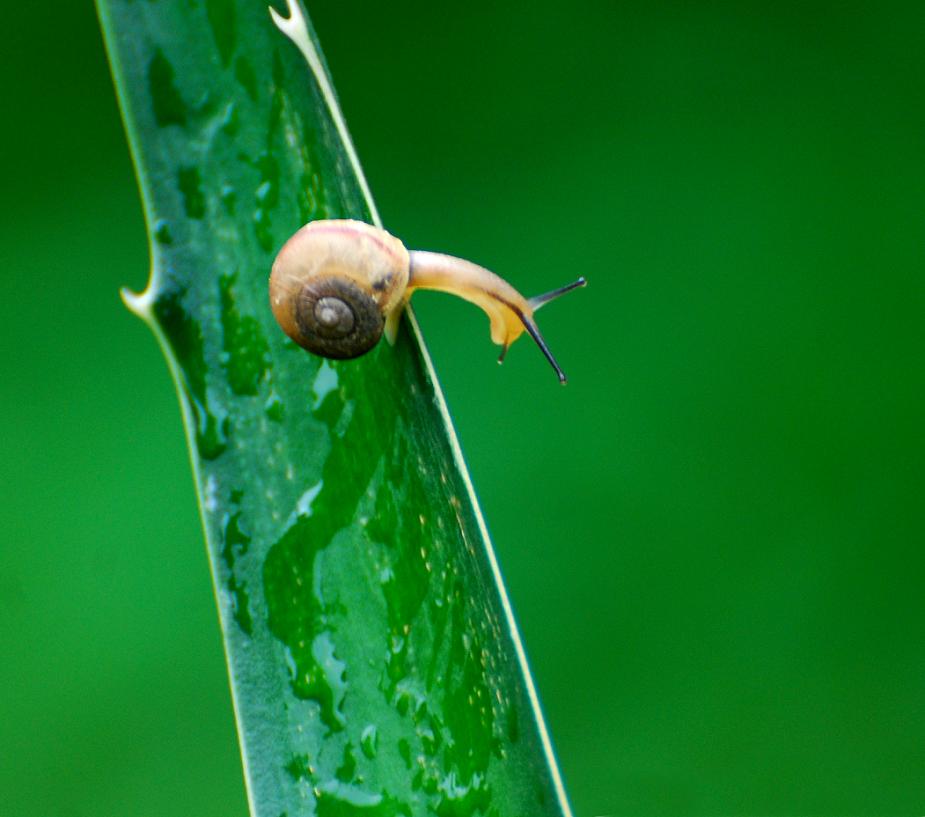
[269,219,586,383]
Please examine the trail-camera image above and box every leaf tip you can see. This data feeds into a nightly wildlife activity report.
[267,5,286,29]
[121,285,154,321]
[268,1,303,39]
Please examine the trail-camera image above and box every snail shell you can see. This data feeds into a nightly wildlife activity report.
[269,220,409,359]
[269,219,586,382]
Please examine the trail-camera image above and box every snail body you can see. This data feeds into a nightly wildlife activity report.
[269,219,585,382]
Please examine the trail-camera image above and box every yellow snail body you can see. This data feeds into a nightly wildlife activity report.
[269,219,586,383]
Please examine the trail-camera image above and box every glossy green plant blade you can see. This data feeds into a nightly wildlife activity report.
[96,1,572,815]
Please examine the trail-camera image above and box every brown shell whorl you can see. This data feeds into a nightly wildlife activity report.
[293,275,384,359]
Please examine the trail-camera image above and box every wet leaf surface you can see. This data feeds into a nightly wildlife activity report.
[96,1,571,814]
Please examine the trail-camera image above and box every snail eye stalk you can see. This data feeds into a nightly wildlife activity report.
[528,277,587,311]
[520,277,587,384]
[517,314,568,384]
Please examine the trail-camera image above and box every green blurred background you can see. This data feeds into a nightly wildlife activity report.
[2,1,924,815]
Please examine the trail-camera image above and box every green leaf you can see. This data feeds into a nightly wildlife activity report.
[96,1,573,815]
